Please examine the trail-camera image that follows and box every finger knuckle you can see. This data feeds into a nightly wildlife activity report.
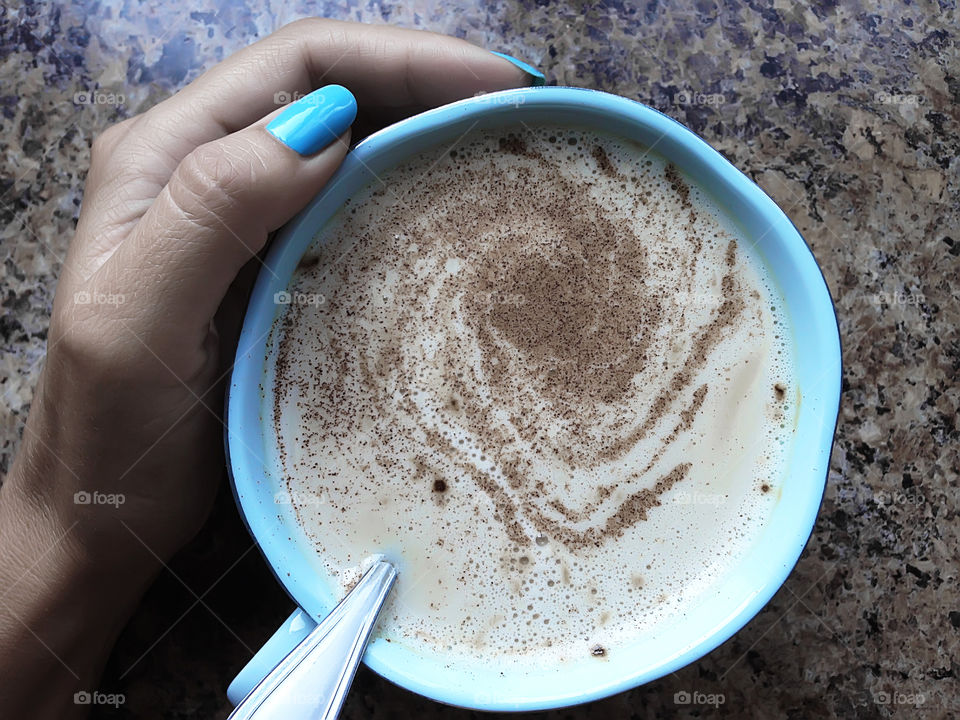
[53,318,120,378]
[282,17,326,35]
[171,144,247,218]
[90,128,120,162]
[89,118,136,161]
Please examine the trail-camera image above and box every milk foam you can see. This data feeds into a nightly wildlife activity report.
[267,126,796,664]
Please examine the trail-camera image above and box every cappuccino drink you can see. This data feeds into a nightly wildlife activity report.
[268,126,794,662]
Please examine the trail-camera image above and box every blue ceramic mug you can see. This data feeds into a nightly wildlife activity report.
[225,87,841,711]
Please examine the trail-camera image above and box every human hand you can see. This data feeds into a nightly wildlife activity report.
[0,19,542,718]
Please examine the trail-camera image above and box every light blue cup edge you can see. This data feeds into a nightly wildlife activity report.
[225,86,842,711]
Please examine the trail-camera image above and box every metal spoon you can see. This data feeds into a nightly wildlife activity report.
[228,560,397,720]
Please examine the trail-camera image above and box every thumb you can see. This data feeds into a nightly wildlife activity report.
[96,84,356,361]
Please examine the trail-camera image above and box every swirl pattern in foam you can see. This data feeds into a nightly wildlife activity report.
[268,126,796,663]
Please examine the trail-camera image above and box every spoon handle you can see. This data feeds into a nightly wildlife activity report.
[228,560,398,720]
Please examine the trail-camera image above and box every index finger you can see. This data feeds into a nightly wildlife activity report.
[73,19,543,278]
[140,18,541,146]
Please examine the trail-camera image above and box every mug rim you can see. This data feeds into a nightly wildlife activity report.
[226,86,842,711]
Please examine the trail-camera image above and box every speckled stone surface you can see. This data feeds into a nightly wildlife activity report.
[1,0,958,718]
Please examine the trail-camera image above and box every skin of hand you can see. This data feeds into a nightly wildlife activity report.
[0,18,538,718]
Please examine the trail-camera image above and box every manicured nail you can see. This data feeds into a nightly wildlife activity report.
[490,51,546,86]
[267,84,357,155]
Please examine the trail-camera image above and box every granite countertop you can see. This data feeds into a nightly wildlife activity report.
[1,1,957,718]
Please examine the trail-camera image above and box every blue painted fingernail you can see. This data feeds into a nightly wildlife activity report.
[490,51,546,86]
[267,84,357,155]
